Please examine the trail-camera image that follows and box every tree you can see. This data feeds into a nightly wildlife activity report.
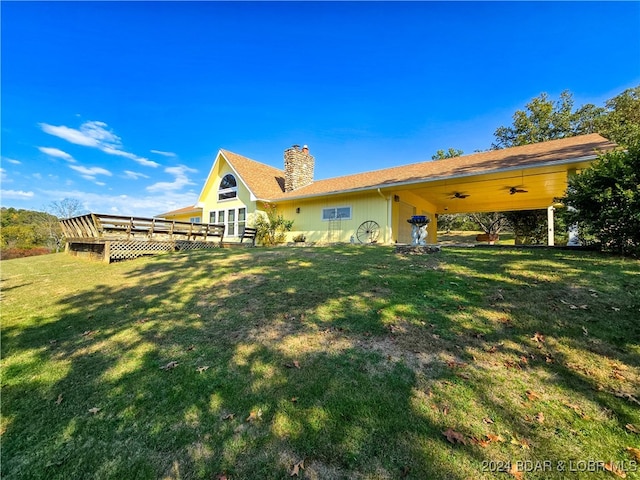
[595,86,640,148]
[492,91,578,149]
[253,203,293,246]
[48,198,85,219]
[469,212,508,235]
[492,87,640,150]
[560,144,640,256]
[503,210,548,245]
[43,198,86,252]
[432,148,463,160]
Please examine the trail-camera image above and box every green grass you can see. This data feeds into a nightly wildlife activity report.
[2,246,639,479]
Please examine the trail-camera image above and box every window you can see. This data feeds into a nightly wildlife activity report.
[228,209,235,236]
[238,208,246,236]
[218,174,238,201]
[211,208,246,237]
[322,206,352,221]
[189,217,201,223]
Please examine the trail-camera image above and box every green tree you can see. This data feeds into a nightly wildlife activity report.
[595,86,640,148]
[492,90,598,149]
[253,203,293,246]
[560,144,640,256]
[431,148,463,160]
[503,210,548,245]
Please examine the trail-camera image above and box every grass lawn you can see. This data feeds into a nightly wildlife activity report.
[2,245,639,479]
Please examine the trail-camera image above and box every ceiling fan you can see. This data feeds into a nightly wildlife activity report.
[509,186,528,195]
[447,191,470,199]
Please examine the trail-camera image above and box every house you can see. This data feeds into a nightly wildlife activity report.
[157,133,616,245]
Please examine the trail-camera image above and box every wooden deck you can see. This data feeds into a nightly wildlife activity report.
[61,213,226,263]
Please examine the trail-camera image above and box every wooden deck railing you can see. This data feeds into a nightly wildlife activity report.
[60,213,225,243]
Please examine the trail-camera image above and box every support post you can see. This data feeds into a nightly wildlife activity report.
[547,206,555,246]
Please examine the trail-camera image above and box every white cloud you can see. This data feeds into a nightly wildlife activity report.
[40,123,100,147]
[38,147,75,162]
[1,189,34,199]
[69,165,113,177]
[41,188,198,218]
[33,173,43,180]
[151,149,177,158]
[2,157,21,165]
[146,165,197,193]
[95,181,106,186]
[40,120,160,168]
[124,170,150,180]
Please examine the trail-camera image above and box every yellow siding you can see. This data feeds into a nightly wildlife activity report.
[162,212,201,223]
[389,190,438,243]
[198,154,257,238]
[275,192,390,244]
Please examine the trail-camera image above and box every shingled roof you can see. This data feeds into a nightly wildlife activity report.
[220,133,616,201]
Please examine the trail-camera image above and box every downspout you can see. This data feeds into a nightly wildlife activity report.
[377,188,391,244]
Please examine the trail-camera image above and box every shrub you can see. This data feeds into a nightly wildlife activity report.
[560,143,640,256]
[253,203,294,246]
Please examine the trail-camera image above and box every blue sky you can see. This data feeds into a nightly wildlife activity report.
[2,1,639,218]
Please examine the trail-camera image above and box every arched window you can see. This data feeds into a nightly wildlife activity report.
[218,174,238,200]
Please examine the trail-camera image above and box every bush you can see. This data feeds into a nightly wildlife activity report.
[504,210,548,245]
[253,203,294,246]
[560,143,640,256]
[0,247,52,261]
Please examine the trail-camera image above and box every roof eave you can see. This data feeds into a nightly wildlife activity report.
[264,154,600,202]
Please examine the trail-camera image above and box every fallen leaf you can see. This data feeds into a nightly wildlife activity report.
[400,465,411,478]
[526,390,541,401]
[482,417,494,424]
[442,406,450,416]
[442,428,466,445]
[564,403,589,419]
[509,463,524,479]
[215,474,228,480]
[534,412,545,424]
[186,344,195,351]
[612,371,626,381]
[531,332,545,343]
[222,413,235,420]
[55,394,63,405]
[160,361,178,370]
[612,306,621,312]
[290,397,298,403]
[510,436,531,449]
[582,326,589,336]
[486,433,505,443]
[293,360,301,369]
[246,409,262,422]
[88,407,101,414]
[196,366,209,373]
[625,424,640,434]
[603,461,627,478]
[81,330,96,337]
[290,459,304,477]
[470,436,490,448]
[626,447,640,461]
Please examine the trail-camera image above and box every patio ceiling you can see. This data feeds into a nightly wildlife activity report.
[391,161,592,215]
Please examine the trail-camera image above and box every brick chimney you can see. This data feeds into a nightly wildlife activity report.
[284,144,314,192]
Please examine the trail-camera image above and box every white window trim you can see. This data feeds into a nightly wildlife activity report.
[321,206,352,221]
[211,207,247,238]
[218,187,238,201]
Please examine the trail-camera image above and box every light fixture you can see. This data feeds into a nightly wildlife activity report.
[296,207,300,213]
